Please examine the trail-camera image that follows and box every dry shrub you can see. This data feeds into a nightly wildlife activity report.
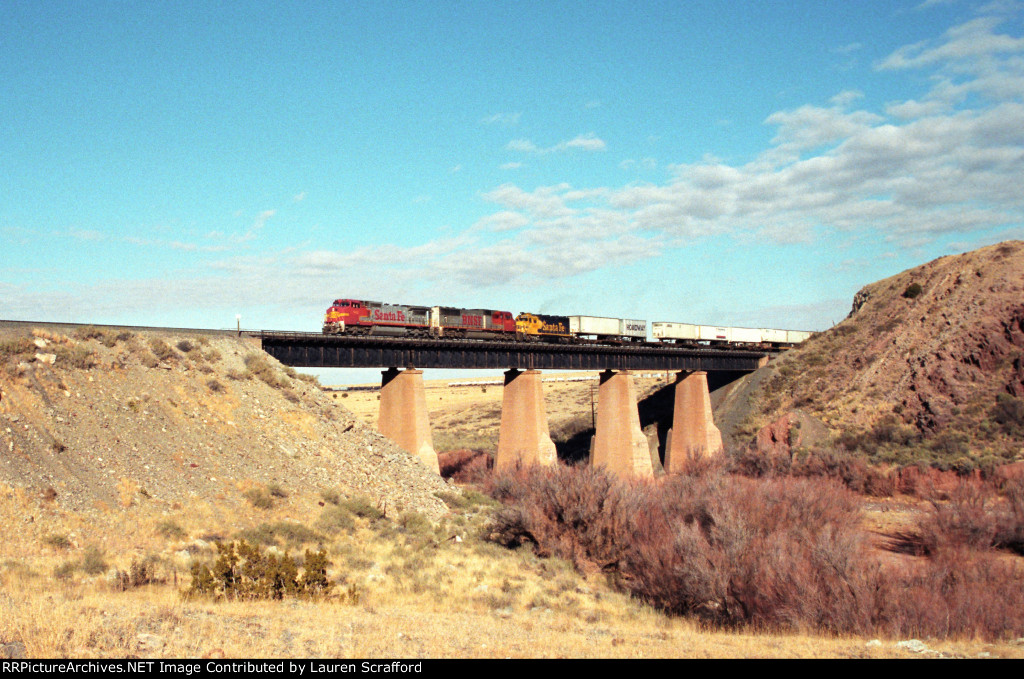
[149,338,177,362]
[54,345,98,369]
[117,477,139,509]
[486,464,645,572]
[31,329,72,345]
[438,449,493,484]
[0,337,37,359]
[911,476,1024,556]
[243,353,289,389]
[485,464,1024,639]
[624,474,880,633]
[732,448,896,497]
[881,547,1024,639]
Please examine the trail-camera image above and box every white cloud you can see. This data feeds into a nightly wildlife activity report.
[481,112,521,126]
[877,17,1024,70]
[831,42,863,55]
[253,210,276,231]
[506,133,607,154]
[474,211,530,232]
[69,228,104,241]
[560,134,606,152]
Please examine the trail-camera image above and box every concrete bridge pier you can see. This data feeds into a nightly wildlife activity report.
[590,370,653,480]
[664,370,724,474]
[378,367,439,475]
[496,369,557,471]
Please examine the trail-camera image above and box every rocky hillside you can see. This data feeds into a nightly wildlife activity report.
[723,241,1024,471]
[0,325,450,517]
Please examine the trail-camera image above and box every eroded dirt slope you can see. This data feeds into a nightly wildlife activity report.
[720,241,1024,469]
[0,326,449,517]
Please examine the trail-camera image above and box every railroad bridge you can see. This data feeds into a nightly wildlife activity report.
[260,332,770,478]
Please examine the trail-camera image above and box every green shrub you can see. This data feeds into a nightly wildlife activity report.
[340,494,384,520]
[992,394,1024,436]
[398,510,433,536]
[243,487,274,510]
[43,534,72,549]
[80,545,108,575]
[185,540,334,601]
[434,489,499,511]
[236,521,323,547]
[902,282,923,299]
[156,520,187,540]
[316,506,356,534]
[113,557,161,591]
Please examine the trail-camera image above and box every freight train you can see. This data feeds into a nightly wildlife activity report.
[322,298,811,347]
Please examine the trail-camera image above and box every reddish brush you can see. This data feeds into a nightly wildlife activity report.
[485,463,1024,639]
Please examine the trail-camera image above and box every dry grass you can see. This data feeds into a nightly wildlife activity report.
[1,481,1022,658]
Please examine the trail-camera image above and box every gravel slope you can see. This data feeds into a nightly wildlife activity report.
[0,327,450,518]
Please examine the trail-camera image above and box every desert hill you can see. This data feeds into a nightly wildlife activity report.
[720,240,1024,471]
[0,325,449,518]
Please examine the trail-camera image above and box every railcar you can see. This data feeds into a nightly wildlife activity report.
[431,307,517,339]
[652,321,811,347]
[570,316,647,342]
[323,299,515,339]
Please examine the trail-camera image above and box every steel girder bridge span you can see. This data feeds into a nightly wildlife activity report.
[257,332,768,373]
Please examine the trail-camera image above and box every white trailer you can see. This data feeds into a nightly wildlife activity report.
[652,322,698,341]
[729,326,763,344]
[759,328,789,344]
[654,321,813,346]
[569,316,647,340]
[653,322,730,342]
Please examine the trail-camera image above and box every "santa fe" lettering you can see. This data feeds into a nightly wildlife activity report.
[373,309,407,322]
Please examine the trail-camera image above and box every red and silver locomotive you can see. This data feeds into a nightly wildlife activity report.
[323,299,516,339]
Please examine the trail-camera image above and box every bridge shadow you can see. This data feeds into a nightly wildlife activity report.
[552,380,678,467]
[551,372,745,467]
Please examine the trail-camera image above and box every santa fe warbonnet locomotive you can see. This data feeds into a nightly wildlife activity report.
[323,298,811,347]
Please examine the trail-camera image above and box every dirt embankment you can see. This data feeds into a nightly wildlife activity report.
[0,326,450,518]
[716,241,1024,470]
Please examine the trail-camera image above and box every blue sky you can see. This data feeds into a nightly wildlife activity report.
[3,1,1024,381]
